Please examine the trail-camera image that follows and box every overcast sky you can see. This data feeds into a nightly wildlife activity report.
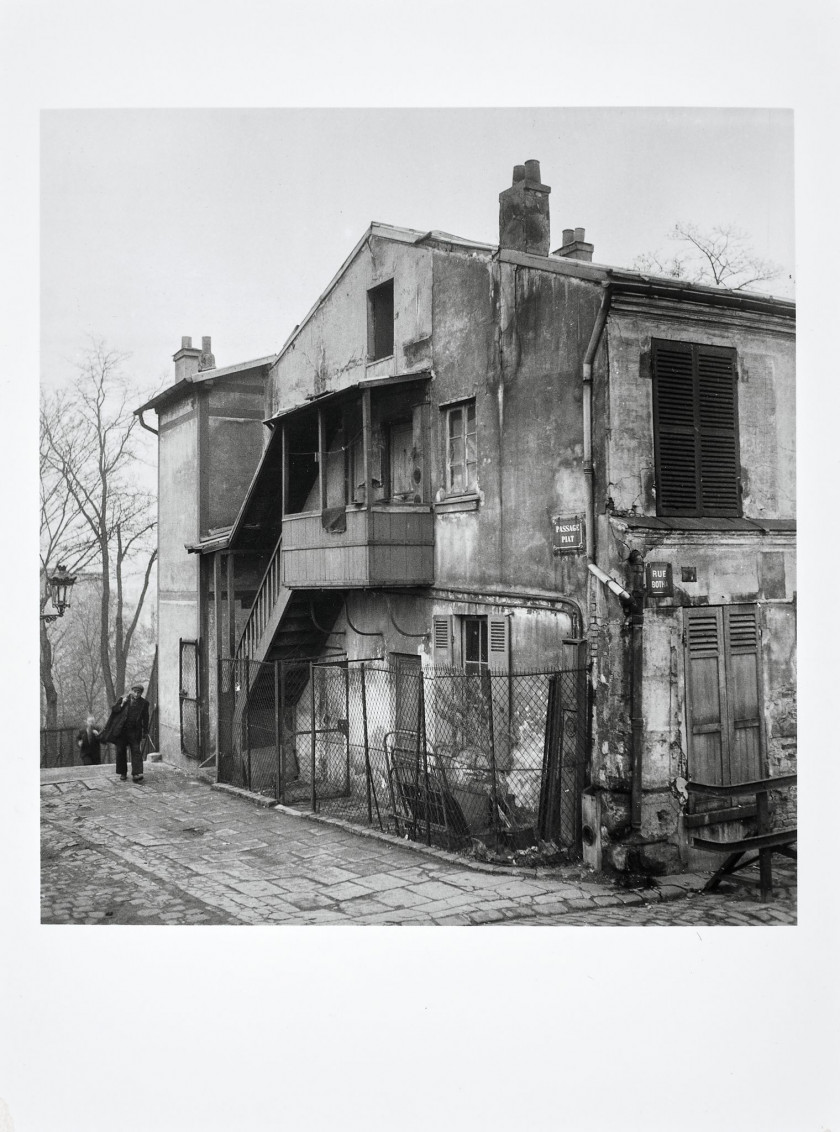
[41,107,794,395]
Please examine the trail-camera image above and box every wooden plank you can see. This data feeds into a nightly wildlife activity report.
[693,828,797,853]
[683,804,757,829]
[687,774,796,797]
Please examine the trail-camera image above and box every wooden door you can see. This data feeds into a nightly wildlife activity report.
[684,604,763,786]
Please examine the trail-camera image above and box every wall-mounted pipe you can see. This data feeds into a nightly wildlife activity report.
[344,594,384,637]
[582,281,612,561]
[137,408,159,437]
[385,594,430,639]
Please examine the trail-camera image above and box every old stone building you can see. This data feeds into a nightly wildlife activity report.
[137,160,795,873]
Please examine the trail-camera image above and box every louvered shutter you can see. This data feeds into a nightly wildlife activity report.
[432,615,453,666]
[697,347,740,515]
[653,341,699,515]
[684,607,729,785]
[723,605,763,781]
[488,615,510,670]
[653,341,740,518]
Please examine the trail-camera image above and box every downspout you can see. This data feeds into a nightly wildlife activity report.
[137,408,159,436]
[627,550,646,831]
[582,281,611,561]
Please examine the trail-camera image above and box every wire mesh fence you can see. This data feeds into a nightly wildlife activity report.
[40,727,116,768]
[218,657,589,858]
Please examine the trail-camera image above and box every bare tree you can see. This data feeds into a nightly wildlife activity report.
[633,222,784,291]
[40,341,157,716]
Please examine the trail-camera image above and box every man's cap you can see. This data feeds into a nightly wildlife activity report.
[131,684,144,693]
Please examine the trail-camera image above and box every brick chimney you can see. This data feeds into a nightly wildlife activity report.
[499,158,551,256]
[173,336,201,383]
[198,335,216,372]
[553,226,594,262]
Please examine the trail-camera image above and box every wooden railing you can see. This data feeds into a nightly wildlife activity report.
[235,536,284,665]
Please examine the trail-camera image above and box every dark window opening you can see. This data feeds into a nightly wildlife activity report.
[368,280,394,361]
[463,616,488,675]
[652,339,741,518]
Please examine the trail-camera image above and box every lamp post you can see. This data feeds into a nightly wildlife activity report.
[41,563,77,622]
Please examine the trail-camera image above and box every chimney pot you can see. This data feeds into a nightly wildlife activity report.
[499,158,551,257]
[562,228,574,246]
[198,336,216,373]
[181,336,192,349]
[201,336,212,353]
[574,227,586,243]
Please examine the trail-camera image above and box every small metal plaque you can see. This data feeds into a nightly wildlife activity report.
[646,562,674,596]
[681,566,697,583]
[552,515,585,555]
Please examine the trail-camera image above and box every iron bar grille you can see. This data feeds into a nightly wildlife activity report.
[218,659,589,857]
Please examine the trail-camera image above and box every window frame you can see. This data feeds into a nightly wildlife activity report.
[367,279,395,362]
[443,398,478,497]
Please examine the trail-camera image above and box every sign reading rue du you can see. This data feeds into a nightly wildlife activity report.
[552,515,585,556]
[646,561,673,596]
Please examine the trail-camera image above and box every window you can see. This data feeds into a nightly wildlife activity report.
[432,613,510,670]
[368,280,394,361]
[387,420,415,501]
[463,616,488,674]
[445,400,477,494]
[652,340,740,517]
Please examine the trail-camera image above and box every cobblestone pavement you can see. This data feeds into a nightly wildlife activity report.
[41,764,796,926]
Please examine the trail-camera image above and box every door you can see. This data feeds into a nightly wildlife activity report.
[684,605,764,786]
[179,638,201,759]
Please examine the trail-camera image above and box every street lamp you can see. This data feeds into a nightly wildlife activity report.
[42,563,77,621]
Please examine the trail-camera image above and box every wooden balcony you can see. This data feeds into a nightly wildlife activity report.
[282,505,434,588]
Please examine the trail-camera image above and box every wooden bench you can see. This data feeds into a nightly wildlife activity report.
[687,774,797,903]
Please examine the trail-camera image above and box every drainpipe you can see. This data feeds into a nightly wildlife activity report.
[137,408,159,437]
[582,281,611,561]
[628,550,646,831]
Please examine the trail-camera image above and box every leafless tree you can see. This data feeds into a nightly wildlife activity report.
[633,222,784,291]
[40,341,157,721]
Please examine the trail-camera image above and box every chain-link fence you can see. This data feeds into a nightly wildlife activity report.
[40,727,117,768]
[218,657,589,856]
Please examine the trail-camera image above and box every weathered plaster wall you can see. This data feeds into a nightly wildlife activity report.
[432,256,601,599]
[267,235,434,417]
[204,382,265,535]
[604,306,796,518]
[157,400,199,764]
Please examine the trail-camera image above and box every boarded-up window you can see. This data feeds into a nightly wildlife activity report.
[652,340,740,517]
[684,604,763,785]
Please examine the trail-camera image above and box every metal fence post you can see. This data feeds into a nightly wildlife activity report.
[279,660,287,806]
[245,659,252,790]
[486,670,500,843]
[310,661,317,812]
[420,672,431,846]
[274,660,281,803]
[361,663,373,824]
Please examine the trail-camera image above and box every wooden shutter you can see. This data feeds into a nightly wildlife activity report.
[432,615,453,666]
[684,604,764,788]
[653,341,699,515]
[653,340,740,518]
[697,347,740,515]
[723,605,763,781]
[488,615,510,670]
[684,607,729,785]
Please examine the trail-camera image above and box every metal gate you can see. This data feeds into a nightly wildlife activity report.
[537,669,590,850]
[179,637,201,758]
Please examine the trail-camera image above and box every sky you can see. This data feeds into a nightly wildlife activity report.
[40,107,795,396]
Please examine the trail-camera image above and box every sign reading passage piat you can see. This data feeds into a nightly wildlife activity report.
[552,514,585,555]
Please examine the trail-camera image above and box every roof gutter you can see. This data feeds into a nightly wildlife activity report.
[136,407,159,436]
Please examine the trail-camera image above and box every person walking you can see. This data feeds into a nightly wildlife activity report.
[76,715,102,766]
[100,684,150,783]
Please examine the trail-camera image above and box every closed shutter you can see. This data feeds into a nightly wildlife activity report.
[684,604,764,787]
[723,605,763,781]
[684,608,729,785]
[653,342,699,515]
[488,615,510,670]
[653,340,740,518]
[432,615,453,666]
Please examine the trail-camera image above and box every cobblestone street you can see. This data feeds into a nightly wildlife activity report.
[41,763,796,926]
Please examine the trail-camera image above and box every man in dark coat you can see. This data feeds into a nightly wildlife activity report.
[101,684,150,783]
[76,715,102,765]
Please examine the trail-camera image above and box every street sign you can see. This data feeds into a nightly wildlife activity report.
[646,561,673,596]
[552,515,585,555]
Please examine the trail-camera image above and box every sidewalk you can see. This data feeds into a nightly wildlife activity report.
[40,762,796,926]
